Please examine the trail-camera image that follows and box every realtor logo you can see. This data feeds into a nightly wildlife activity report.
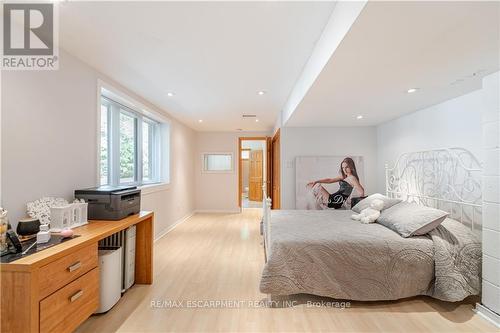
[2,2,59,70]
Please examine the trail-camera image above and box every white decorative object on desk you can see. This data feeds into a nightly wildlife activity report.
[36,224,51,244]
[27,197,88,232]
[72,199,88,223]
[50,205,72,232]
[50,202,88,232]
[27,197,69,225]
[70,200,88,228]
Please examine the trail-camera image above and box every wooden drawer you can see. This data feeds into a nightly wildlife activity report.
[38,243,98,299]
[40,268,99,333]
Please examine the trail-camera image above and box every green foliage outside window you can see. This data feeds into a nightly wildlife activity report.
[120,113,135,181]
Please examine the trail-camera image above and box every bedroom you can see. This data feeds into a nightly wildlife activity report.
[1,1,499,333]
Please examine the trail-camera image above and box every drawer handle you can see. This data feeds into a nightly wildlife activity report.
[67,261,81,272]
[69,290,83,303]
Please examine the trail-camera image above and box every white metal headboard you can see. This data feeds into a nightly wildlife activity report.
[385,148,482,232]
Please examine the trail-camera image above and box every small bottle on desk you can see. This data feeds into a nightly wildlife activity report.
[36,224,51,244]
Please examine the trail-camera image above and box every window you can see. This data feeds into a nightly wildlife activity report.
[100,103,109,185]
[241,149,250,160]
[142,120,154,181]
[119,111,136,183]
[202,153,233,173]
[100,95,163,186]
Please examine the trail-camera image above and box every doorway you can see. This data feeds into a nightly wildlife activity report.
[271,129,280,209]
[238,137,266,208]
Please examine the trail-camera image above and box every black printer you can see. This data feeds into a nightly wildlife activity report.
[75,185,141,220]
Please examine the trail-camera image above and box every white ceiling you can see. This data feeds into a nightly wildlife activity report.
[58,1,336,131]
[286,1,500,127]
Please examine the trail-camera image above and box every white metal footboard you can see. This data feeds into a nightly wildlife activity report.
[262,190,272,260]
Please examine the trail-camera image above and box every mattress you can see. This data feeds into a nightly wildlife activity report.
[260,209,481,302]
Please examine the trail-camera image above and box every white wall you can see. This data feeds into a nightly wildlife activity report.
[376,88,484,192]
[1,50,196,238]
[273,111,282,137]
[280,126,378,209]
[481,71,500,317]
[195,131,269,212]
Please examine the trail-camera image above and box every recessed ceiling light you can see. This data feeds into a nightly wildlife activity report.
[407,88,418,93]
[198,119,203,123]
[257,91,266,95]
[356,115,363,120]
[167,92,174,97]
[255,119,259,122]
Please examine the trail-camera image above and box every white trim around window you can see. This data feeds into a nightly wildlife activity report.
[96,79,171,187]
[201,152,234,173]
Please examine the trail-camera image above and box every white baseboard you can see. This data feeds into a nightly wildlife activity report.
[195,209,241,214]
[154,211,195,242]
[475,303,500,328]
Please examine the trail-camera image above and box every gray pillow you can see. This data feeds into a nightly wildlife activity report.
[352,193,401,213]
[377,202,449,237]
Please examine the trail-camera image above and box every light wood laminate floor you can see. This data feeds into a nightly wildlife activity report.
[77,209,496,333]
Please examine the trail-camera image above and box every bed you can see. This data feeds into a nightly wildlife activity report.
[260,148,482,302]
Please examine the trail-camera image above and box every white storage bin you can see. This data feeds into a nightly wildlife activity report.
[95,246,122,313]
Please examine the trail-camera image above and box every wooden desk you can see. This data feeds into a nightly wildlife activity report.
[0,211,154,333]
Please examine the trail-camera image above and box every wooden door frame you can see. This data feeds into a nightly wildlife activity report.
[238,137,267,208]
[271,129,281,209]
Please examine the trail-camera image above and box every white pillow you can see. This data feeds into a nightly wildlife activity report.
[352,193,401,213]
[377,202,449,237]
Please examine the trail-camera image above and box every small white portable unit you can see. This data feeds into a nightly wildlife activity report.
[123,225,136,291]
[96,247,122,313]
[98,225,136,293]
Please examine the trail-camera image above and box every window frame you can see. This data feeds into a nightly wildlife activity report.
[100,99,111,186]
[141,118,159,184]
[97,80,167,187]
[241,149,250,160]
[201,152,234,174]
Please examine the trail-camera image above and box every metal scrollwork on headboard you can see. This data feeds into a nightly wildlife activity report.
[385,148,482,232]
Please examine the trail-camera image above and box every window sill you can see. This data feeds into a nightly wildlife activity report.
[139,182,170,195]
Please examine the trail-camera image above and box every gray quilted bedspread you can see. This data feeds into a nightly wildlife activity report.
[260,210,481,302]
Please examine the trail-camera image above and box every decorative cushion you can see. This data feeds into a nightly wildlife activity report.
[351,193,401,213]
[350,196,367,209]
[377,202,449,237]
